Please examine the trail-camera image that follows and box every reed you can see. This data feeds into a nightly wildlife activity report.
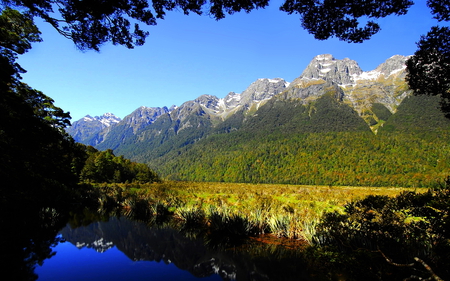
[175,205,206,228]
[91,181,424,244]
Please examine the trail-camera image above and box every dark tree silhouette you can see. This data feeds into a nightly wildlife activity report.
[0,0,270,50]
[0,0,428,49]
[406,26,450,116]
[405,0,450,116]
[280,0,414,43]
[0,8,79,207]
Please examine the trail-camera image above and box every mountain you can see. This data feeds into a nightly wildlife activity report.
[66,54,450,187]
[68,54,410,146]
[68,53,412,155]
[66,113,121,146]
[94,77,291,155]
[294,53,363,85]
[282,54,409,131]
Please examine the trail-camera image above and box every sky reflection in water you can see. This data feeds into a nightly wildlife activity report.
[36,238,222,281]
[33,214,313,281]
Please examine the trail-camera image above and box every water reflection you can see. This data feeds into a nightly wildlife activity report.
[0,206,69,281]
[41,215,315,281]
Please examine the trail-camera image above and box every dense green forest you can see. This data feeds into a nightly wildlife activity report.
[130,94,450,188]
[77,146,160,184]
[152,131,450,187]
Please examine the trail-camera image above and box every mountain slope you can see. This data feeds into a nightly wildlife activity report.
[95,78,290,158]
[69,54,412,149]
[66,54,450,187]
[67,113,121,146]
[149,85,450,187]
[379,94,450,134]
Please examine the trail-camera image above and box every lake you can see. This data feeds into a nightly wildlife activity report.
[4,197,444,281]
[33,214,319,281]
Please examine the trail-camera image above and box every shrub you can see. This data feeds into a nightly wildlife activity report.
[313,184,450,280]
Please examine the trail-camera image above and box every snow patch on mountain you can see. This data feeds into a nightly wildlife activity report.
[68,54,412,146]
[82,115,94,122]
[296,54,408,87]
[355,70,382,81]
[80,113,121,127]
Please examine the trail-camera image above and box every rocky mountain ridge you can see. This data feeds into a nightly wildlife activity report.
[68,54,411,149]
[67,112,121,144]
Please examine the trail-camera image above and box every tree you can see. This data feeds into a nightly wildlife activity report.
[0,0,426,49]
[406,26,450,116]
[79,147,160,183]
[0,8,41,89]
[280,0,413,43]
[0,8,79,206]
[1,0,269,51]
[0,1,447,46]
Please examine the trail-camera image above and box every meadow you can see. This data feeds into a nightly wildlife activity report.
[82,180,450,279]
[93,181,424,243]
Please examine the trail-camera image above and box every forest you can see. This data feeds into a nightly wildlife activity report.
[154,131,450,187]
[77,146,160,184]
[132,94,450,188]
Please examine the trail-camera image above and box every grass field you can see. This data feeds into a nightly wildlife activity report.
[88,180,450,280]
[96,181,426,242]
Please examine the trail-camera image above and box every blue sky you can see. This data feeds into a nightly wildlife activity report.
[18,0,443,121]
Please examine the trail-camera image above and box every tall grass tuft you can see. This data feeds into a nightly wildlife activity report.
[248,208,270,235]
[268,214,290,238]
[300,218,319,244]
[122,197,152,220]
[175,205,206,229]
[207,206,254,237]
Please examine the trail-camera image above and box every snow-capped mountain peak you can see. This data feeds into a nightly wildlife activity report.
[68,54,413,148]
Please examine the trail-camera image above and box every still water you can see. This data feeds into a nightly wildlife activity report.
[36,240,222,281]
[34,216,314,281]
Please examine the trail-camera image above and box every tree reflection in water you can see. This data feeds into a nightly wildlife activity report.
[0,205,69,281]
[1,199,319,281]
[51,214,314,281]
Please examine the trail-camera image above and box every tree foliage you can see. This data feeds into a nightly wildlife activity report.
[0,8,80,206]
[0,8,41,88]
[406,26,450,116]
[0,0,443,48]
[280,0,413,43]
[428,0,450,22]
[0,0,270,50]
[79,147,160,183]
[2,0,156,50]
[154,130,450,188]
[0,8,161,208]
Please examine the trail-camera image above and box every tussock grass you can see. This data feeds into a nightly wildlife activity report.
[93,181,423,243]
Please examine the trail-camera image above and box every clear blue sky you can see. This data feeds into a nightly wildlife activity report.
[17,0,444,121]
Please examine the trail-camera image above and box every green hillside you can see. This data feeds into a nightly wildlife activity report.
[379,94,450,133]
[87,83,450,189]
[242,92,371,134]
[147,94,450,187]
[153,131,450,187]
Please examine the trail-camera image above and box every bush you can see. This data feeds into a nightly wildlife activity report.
[313,183,450,280]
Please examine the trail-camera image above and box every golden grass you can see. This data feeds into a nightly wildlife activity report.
[116,181,425,242]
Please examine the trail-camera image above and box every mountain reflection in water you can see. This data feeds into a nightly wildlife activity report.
[37,216,315,281]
